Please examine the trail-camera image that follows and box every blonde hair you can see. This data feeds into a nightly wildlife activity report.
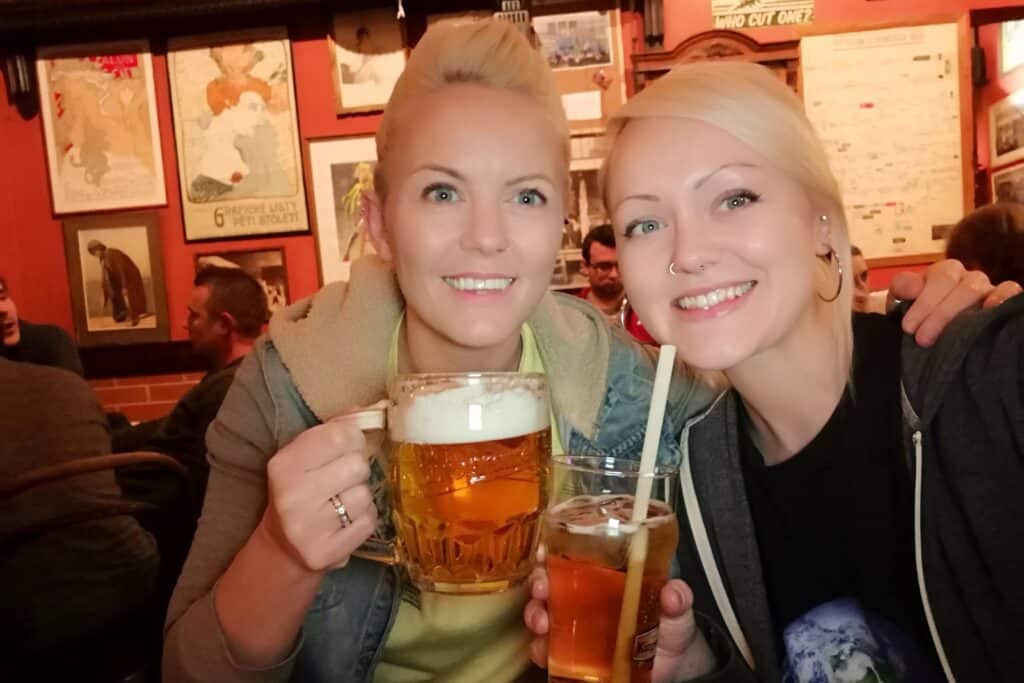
[375,20,570,196]
[605,61,854,373]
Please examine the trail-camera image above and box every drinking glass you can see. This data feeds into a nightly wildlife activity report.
[544,455,679,683]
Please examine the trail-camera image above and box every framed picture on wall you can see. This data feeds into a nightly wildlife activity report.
[550,248,588,291]
[532,9,627,135]
[566,157,609,249]
[1001,20,1024,75]
[990,90,1024,168]
[991,161,1024,203]
[330,9,406,114]
[62,212,170,347]
[36,40,166,214]
[306,135,378,285]
[195,247,290,314]
[167,28,310,241]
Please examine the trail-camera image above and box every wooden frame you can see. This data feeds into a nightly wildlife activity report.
[330,9,407,115]
[800,17,973,263]
[36,40,166,214]
[991,160,1024,203]
[62,211,169,347]
[989,89,1024,169]
[167,27,309,242]
[304,135,378,285]
[631,30,800,93]
[194,247,290,314]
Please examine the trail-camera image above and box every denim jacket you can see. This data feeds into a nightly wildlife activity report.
[164,257,713,683]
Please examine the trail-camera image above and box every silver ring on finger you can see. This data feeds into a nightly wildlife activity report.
[328,493,353,529]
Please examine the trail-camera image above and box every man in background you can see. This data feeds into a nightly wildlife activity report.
[0,358,159,664]
[578,224,625,325]
[114,266,267,586]
[577,224,655,343]
[0,276,84,375]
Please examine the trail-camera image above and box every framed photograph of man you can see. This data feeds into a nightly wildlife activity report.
[62,212,169,346]
[168,28,310,241]
[306,135,378,285]
[330,9,406,114]
[36,40,167,214]
[991,161,1024,204]
[195,248,289,313]
[990,90,1024,168]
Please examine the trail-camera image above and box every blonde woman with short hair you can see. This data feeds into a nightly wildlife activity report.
[527,61,1024,683]
[162,21,714,683]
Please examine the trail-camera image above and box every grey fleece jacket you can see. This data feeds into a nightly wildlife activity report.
[674,298,1024,682]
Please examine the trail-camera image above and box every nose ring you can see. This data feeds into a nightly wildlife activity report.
[668,262,706,275]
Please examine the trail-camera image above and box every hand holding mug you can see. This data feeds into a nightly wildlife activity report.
[260,415,379,573]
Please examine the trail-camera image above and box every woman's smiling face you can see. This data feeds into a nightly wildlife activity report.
[369,82,567,358]
[606,116,830,371]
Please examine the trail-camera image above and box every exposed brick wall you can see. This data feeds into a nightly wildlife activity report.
[90,372,202,423]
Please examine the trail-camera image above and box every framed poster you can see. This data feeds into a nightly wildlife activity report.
[990,90,1024,168]
[550,248,588,291]
[567,156,609,248]
[62,212,169,347]
[801,21,970,261]
[1000,20,1024,75]
[991,161,1024,203]
[168,28,309,241]
[532,9,627,135]
[330,9,406,114]
[195,247,289,314]
[306,135,378,284]
[36,40,166,214]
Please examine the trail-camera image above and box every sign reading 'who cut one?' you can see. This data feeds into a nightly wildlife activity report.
[712,0,814,30]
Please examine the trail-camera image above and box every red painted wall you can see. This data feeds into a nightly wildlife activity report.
[0,3,1014,333]
[0,21,375,341]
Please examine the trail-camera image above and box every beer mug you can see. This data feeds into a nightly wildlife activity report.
[347,372,551,595]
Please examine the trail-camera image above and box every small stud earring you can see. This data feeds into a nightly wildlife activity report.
[819,214,829,223]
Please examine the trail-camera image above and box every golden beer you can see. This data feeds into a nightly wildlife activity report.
[388,373,550,594]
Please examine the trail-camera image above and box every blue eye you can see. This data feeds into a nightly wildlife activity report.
[514,188,547,206]
[623,218,664,238]
[424,184,460,203]
[721,190,760,211]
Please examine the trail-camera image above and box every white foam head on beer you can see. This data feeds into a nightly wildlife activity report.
[390,382,548,445]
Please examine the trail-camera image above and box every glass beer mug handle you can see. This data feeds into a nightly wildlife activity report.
[328,403,401,566]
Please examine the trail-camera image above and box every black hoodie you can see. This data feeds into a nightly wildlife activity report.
[675,296,1024,682]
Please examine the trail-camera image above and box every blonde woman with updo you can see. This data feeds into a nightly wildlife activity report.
[164,21,1006,683]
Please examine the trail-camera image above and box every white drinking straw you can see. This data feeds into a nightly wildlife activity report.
[612,344,677,682]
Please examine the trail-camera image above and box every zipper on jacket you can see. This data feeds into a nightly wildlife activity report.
[911,430,956,683]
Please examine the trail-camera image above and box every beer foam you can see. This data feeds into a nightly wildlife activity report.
[548,494,673,536]
[390,383,548,445]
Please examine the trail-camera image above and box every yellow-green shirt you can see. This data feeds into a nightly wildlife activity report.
[375,321,562,683]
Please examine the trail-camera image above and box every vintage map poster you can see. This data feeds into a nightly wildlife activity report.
[168,28,309,241]
[36,41,166,214]
[802,23,965,259]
